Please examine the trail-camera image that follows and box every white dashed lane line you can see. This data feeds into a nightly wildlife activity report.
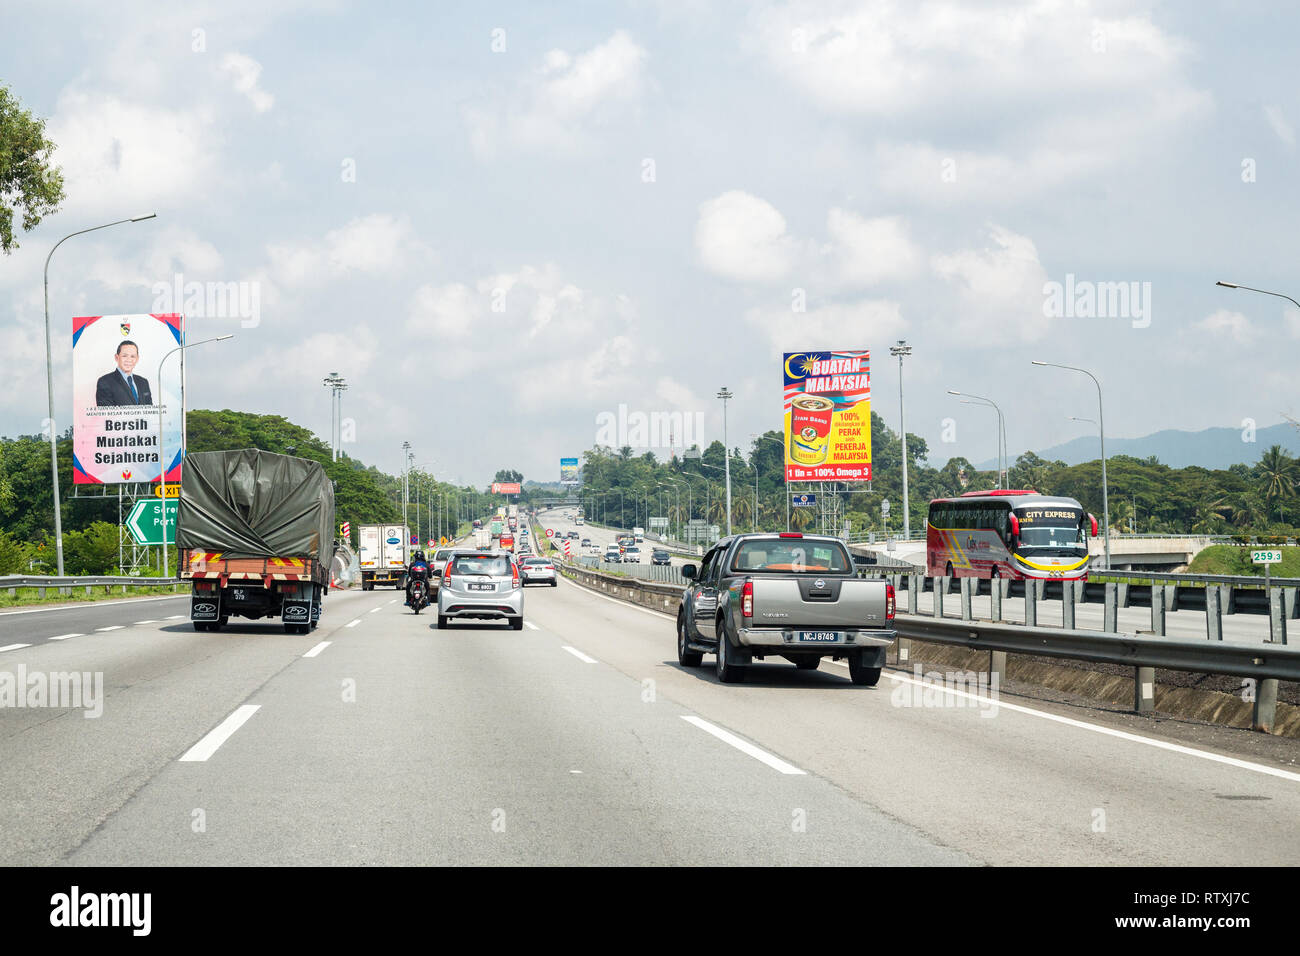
[0,643,31,653]
[346,619,361,628]
[369,607,382,614]
[561,645,598,664]
[303,641,331,658]
[524,621,539,630]
[95,626,124,632]
[134,620,159,625]
[49,633,82,641]
[178,705,261,763]
[680,716,806,776]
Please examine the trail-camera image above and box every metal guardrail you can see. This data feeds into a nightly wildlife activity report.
[896,615,1300,682]
[1,574,183,588]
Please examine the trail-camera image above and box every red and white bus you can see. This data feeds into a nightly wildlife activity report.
[926,490,1097,581]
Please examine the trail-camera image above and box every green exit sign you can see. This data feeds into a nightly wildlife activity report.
[1251,549,1282,565]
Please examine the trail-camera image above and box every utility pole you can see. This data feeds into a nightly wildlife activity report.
[402,442,411,535]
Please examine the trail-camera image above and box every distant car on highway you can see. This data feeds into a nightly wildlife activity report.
[437,551,524,630]
[603,545,621,563]
[622,546,642,563]
[651,549,671,566]
[520,556,557,587]
[581,538,591,548]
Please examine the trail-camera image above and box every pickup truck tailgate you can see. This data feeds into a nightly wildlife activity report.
[750,578,889,628]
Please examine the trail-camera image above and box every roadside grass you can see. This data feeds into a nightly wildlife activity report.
[1187,544,1300,578]
[0,583,185,610]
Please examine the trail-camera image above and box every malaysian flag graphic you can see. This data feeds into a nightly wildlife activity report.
[783,350,870,410]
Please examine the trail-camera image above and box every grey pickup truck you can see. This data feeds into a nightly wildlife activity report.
[677,532,896,685]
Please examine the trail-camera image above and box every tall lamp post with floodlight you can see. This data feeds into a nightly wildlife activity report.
[43,213,157,575]
[948,390,1006,489]
[717,387,733,536]
[889,341,913,538]
[1033,361,1110,569]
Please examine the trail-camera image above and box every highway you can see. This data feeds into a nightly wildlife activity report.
[2,567,1298,866]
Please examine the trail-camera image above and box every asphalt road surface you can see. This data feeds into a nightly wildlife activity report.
[1,573,1296,865]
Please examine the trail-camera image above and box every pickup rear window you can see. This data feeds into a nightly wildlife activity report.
[730,540,851,573]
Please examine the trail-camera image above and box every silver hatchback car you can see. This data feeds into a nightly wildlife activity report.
[437,552,524,630]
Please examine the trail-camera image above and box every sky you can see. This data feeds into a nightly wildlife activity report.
[2,0,1298,486]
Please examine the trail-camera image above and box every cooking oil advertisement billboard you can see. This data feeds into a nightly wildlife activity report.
[72,313,185,485]
[783,350,871,482]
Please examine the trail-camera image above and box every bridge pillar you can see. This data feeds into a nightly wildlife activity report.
[1205,585,1223,641]
[1062,580,1075,629]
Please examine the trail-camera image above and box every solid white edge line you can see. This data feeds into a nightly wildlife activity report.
[95,625,124,632]
[561,645,598,663]
[346,619,361,628]
[524,620,539,630]
[178,704,261,762]
[680,715,806,775]
[303,641,331,658]
[0,643,31,652]
[0,594,189,618]
[48,633,83,641]
[872,664,1300,784]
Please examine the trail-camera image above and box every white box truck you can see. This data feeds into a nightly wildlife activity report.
[359,523,410,590]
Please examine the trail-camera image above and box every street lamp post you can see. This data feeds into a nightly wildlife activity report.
[753,433,789,531]
[43,213,157,575]
[1216,280,1300,310]
[158,334,234,577]
[322,372,347,461]
[1033,361,1110,569]
[401,442,412,536]
[717,387,733,536]
[948,390,1006,489]
[889,341,913,538]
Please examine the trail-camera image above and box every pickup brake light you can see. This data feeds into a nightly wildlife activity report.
[741,579,753,618]
[885,583,896,620]
[779,532,802,538]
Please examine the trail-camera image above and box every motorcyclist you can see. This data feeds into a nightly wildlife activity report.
[406,550,432,608]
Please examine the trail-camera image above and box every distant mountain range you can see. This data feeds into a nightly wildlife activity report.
[974,422,1300,471]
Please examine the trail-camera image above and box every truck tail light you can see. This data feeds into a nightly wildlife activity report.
[885,583,896,620]
[742,580,753,618]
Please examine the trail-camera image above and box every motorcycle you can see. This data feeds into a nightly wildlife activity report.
[408,577,429,614]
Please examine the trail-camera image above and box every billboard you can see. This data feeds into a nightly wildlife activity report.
[72,314,185,485]
[491,482,522,494]
[560,458,579,485]
[783,350,871,482]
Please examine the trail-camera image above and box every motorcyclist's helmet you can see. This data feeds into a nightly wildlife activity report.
[413,550,427,563]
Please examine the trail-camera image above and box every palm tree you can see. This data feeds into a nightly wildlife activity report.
[1109,499,1133,536]
[732,495,754,531]
[1257,445,1295,522]
[790,506,814,531]
[1191,506,1225,534]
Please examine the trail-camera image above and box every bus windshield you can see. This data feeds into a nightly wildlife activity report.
[1015,508,1086,552]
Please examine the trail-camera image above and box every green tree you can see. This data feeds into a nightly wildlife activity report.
[0,86,66,254]
[1257,445,1295,522]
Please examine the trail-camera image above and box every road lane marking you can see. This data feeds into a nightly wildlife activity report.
[49,633,83,641]
[386,599,396,605]
[680,716,806,775]
[95,626,124,632]
[524,620,539,630]
[369,607,382,614]
[346,619,361,628]
[134,620,158,625]
[0,643,31,652]
[179,705,261,762]
[303,641,331,658]
[871,666,1300,784]
[166,615,186,620]
[561,645,598,663]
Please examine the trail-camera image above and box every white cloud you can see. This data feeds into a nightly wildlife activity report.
[266,215,429,287]
[695,191,798,281]
[221,52,274,113]
[465,30,648,156]
[1194,309,1256,344]
[744,299,905,354]
[1263,105,1295,148]
[825,209,920,286]
[48,91,216,215]
[1286,307,1300,339]
[931,224,1051,341]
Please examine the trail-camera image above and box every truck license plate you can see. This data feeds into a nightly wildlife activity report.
[231,588,247,601]
[795,631,841,643]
